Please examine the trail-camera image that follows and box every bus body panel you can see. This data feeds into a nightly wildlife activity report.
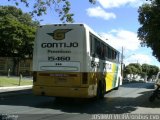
[33,24,122,98]
[33,24,85,72]
[86,29,122,92]
[105,63,121,91]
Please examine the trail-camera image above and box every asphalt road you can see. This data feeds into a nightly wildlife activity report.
[0,82,160,120]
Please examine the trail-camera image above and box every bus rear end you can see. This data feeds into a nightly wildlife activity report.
[33,24,90,98]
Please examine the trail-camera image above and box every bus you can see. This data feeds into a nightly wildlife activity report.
[32,24,122,98]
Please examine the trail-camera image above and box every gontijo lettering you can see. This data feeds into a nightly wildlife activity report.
[41,42,78,48]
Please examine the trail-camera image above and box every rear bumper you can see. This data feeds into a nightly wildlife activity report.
[32,85,94,98]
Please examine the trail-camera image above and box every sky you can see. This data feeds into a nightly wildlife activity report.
[1,0,160,67]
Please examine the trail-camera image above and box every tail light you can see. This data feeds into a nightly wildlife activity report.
[33,72,37,82]
[82,72,88,84]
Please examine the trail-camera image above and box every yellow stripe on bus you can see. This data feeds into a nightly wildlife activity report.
[105,63,117,91]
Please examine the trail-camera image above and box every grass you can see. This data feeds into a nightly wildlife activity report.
[0,76,33,87]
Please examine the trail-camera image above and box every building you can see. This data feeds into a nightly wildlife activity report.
[0,57,32,76]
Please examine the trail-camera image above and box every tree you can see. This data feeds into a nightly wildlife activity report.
[130,66,138,75]
[124,66,132,77]
[7,0,96,23]
[148,65,159,79]
[141,64,150,75]
[0,6,38,74]
[138,0,160,61]
[124,63,142,75]
[141,64,159,79]
[124,63,159,80]
[129,63,142,75]
[124,64,138,77]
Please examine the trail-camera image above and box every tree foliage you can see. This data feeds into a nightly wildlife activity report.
[143,64,159,79]
[7,0,96,23]
[141,64,150,75]
[124,63,159,79]
[138,0,160,61]
[145,64,159,79]
[0,6,38,58]
[124,63,142,76]
[129,63,142,74]
[124,66,132,75]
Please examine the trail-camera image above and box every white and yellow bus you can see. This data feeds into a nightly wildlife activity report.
[33,24,122,98]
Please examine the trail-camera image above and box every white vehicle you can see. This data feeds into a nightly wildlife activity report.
[149,72,160,102]
[32,24,122,98]
[155,72,160,88]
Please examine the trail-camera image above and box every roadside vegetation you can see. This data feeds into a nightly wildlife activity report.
[0,76,33,87]
[124,63,159,81]
[6,0,160,63]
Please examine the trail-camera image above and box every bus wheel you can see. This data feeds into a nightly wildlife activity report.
[96,81,105,99]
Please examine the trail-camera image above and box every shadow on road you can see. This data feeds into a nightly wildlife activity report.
[122,82,154,89]
[0,87,159,114]
[37,90,159,114]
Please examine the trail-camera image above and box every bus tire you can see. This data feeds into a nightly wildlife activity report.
[96,81,105,99]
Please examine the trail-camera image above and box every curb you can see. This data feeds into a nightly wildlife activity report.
[0,85,32,97]
[122,80,146,84]
[0,85,32,93]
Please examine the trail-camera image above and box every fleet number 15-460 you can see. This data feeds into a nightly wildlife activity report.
[48,56,70,61]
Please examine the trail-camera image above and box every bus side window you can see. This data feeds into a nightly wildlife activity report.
[114,51,117,62]
[112,50,115,60]
[113,51,116,61]
[99,41,105,59]
[101,43,105,60]
[108,47,112,59]
[116,53,120,63]
[90,34,95,57]
[105,46,109,59]
[95,38,101,58]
